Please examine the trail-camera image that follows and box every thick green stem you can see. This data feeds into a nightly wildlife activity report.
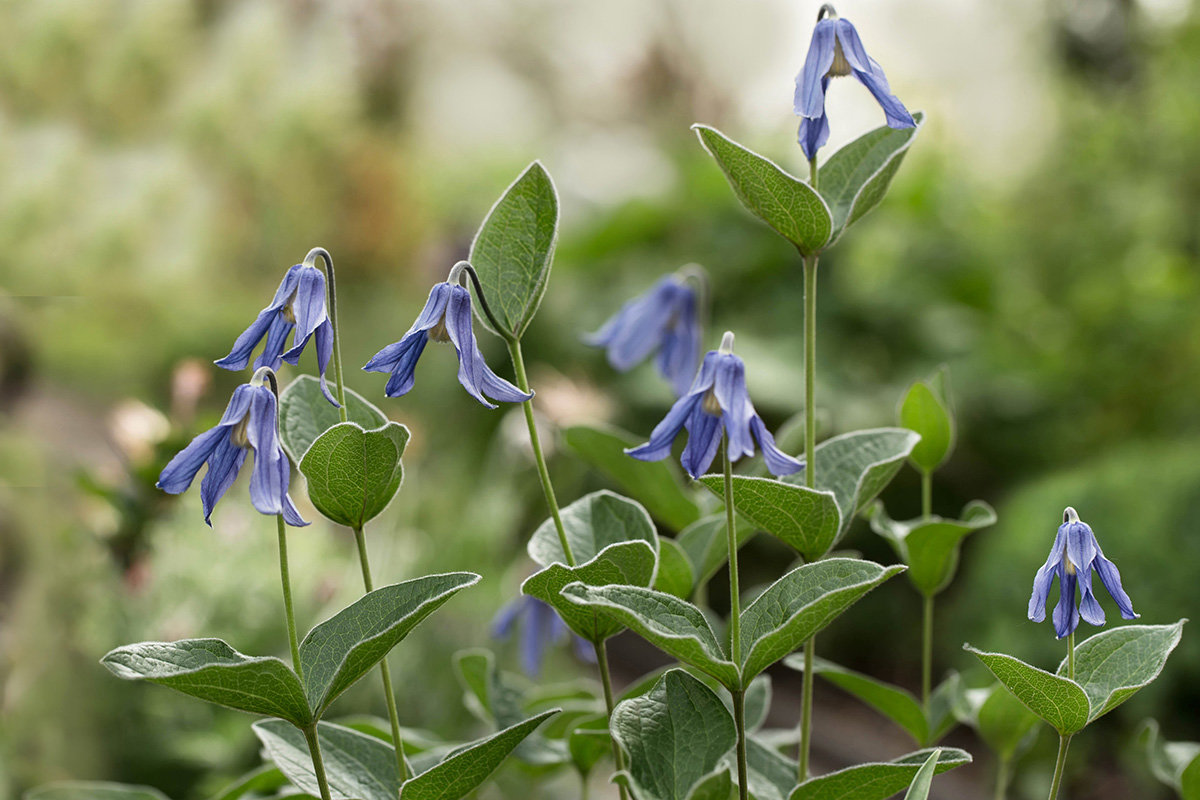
[723,439,741,663]
[308,247,348,419]
[1047,734,1072,800]
[302,725,335,800]
[922,594,934,713]
[276,514,302,676]
[921,471,932,518]
[798,637,814,781]
[994,757,1011,800]
[732,689,750,800]
[595,640,630,800]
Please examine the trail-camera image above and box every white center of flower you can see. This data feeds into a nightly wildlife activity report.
[429,316,451,343]
[230,414,252,449]
[702,389,722,416]
[828,39,852,78]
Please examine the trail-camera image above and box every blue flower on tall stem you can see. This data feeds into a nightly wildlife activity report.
[157,367,307,527]
[626,332,802,479]
[585,267,704,397]
[794,5,915,160]
[362,261,532,408]
[491,595,596,677]
[1028,507,1138,639]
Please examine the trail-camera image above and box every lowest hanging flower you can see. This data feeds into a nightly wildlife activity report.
[627,331,802,479]
[1028,506,1138,639]
[156,367,307,527]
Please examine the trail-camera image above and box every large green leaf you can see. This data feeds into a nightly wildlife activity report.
[564,425,701,531]
[965,646,1089,735]
[1141,719,1200,800]
[299,572,480,716]
[954,684,1040,763]
[789,748,971,800]
[901,750,940,800]
[611,669,737,800]
[786,656,927,745]
[693,125,832,256]
[25,783,171,800]
[299,421,409,529]
[528,490,658,568]
[468,162,558,339]
[1059,621,1186,724]
[101,639,311,725]
[279,375,389,462]
[818,113,924,245]
[677,513,757,588]
[744,674,773,732]
[655,538,696,599]
[254,719,398,800]
[898,373,953,475]
[698,475,839,562]
[868,500,996,596]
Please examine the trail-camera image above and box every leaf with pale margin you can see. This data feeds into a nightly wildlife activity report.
[698,475,839,562]
[399,710,559,800]
[868,501,996,597]
[655,538,696,599]
[926,673,963,745]
[612,669,736,800]
[560,583,739,688]
[678,514,757,588]
[789,748,971,800]
[744,674,772,732]
[254,719,399,800]
[785,656,926,745]
[25,783,171,800]
[468,162,558,338]
[693,125,832,255]
[1057,621,1186,724]
[299,421,409,529]
[528,490,658,568]
[898,376,953,475]
[564,425,701,531]
[739,559,904,681]
[965,646,1089,735]
[279,375,388,462]
[901,750,940,800]
[101,639,311,725]
[955,684,1039,763]
[818,113,924,245]
[1141,719,1200,799]
[300,572,480,716]
[746,737,797,800]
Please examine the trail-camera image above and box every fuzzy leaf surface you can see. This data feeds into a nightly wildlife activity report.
[789,748,970,800]
[254,719,399,800]
[698,475,839,561]
[1059,621,1186,724]
[528,490,658,568]
[299,421,409,528]
[898,375,953,474]
[279,375,388,462]
[677,514,757,587]
[901,750,940,800]
[655,538,696,599]
[966,646,1089,735]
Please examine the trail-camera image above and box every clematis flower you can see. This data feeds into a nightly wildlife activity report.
[584,269,703,397]
[626,332,803,479]
[362,262,532,408]
[491,595,596,677]
[793,7,915,160]
[156,368,307,527]
[215,259,337,406]
[1028,507,1138,639]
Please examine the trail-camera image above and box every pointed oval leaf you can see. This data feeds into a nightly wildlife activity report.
[972,684,1040,762]
[279,375,389,462]
[468,162,558,338]
[677,514,757,588]
[683,768,733,800]
[1058,621,1186,724]
[655,537,696,599]
[901,749,940,800]
[698,475,840,562]
[740,559,905,680]
[612,669,737,800]
[789,747,971,800]
[299,421,409,528]
[693,125,832,256]
[869,501,996,596]
[965,645,1089,735]
[101,639,311,726]
[744,674,773,733]
[784,656,926,745]
[747,736,797,800]
[528,490,658,568]
[926,672,964,745]
[25,783,171,800]
[300,572,480,716]
[254,719,398,800]
[898,378,953,475]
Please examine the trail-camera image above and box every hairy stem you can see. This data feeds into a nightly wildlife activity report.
[732,689,750,800]
[1047,734,1072,800]
[798,637,815,781]
[302,725,335,800]
[276,514,302,677]
[595,640,630,800]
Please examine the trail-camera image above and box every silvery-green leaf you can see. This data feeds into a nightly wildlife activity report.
[746,736,797,800]
[789,748,971,800]
[254,719,399,800]
[698,475,839,562]
[25,784,171,800]
[965,646,1089,735]
[785,656,926,745]
[299,421,409,529]
[655,538,696,599]
[567,713,612,777]
[1141,719,1200,799]
[677,514,757,588]
[1059,621,1186,724]
[926,672,963,745]
[868,501,996,597]
[279,375,388,462]
[744,674,772,732]
[901,750,940,800]
[959,684,1040,763]
[528,490,658,568]
[898,373,953,475]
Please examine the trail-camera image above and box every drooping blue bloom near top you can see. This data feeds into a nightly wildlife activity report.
[157,367,308,527]
[362,262,532,408]
[626,332,803,479]
[793,6,915,161]
[491,595,596,678]
[215,259,338,406]
[1028,507,1138,639]
[584,268,703,397]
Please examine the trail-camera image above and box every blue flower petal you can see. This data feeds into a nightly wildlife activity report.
[200,436,247,526]
[313,320,338,407]
[1094,552,1138,620]
[443,285,498,408]
[835,20,915,129]
[750,415,803,477]
[1077,565,1106,626]
[680,404,723,479]
[1052,568,1079,639]
[712,354,754,460]
[156,426,227,494]
[254,314,295,371]
[798,100,831,162]
[626,393,701,462]
[1028,526,1067,622]
[215,308,278,371]
[794,19,838,118]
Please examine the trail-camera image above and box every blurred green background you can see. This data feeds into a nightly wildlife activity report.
[1,0,1198,798]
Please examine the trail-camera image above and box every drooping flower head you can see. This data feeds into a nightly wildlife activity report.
[362,261,532,408]
[491,595,596,677]
[793,5,915,160]
[626,332,803,479]
[1028,507,1138,639]
[584,266,704,397]
[216,250,337,407]
[157,367,307,527]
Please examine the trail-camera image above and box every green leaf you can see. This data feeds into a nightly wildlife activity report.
[789,748,971,800]
[965,646,1089,735]
[567,714,612,777]
[564,425,701,531]
[399,710,559,800]
[468,162,558,339]
[299,421,409,529]
[279,375,389,462]
[655,538,696,599]
[744,674,772,732]
[677,514,757,588]
[522,540,658,643]
[612,669,737,800]
[868,500,996,596]
[899,380,953,475]
[739,559,904,681]
[528,490,658,568]
[681,769,734,800]
[901,750,940,800]
[818,114,924,245]
[209,765,290,800]
[692,125,832,256]
[1060,621,1186,724]
[786,656,926,745]
[254,719,398,800]
[300,572,480,716]
[560,583,740,688]
[926,672,963,745]
[956,684,1040,762]
[1141,719,1200,798]
[697,475,839,562]
[25,783,171,800]
[746,736,797,800]
[101,639,311,726]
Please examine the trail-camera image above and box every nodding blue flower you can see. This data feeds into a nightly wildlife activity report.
[491,595,596,677]
[1028,507,1138,639]
[215,260,337,407]
[793,7,915,161]
[362,262,532,409]
[626,332,803,479]
[584,269,703,397]
[156,368,307,527]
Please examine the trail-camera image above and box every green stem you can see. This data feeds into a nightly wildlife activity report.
[353,526,410,780]
[994,757,1011,800]
[276,514,302,676]
[798,637,814,781]
[732,689,750,800]
[307,247,348,419]
[1067,631,1075,681]
[723,438,741,663]
[1047,734,1072,800]
[302,725,335,800]
[595,640,630,800]
[922,594,934,713]
[921,471,932,518]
